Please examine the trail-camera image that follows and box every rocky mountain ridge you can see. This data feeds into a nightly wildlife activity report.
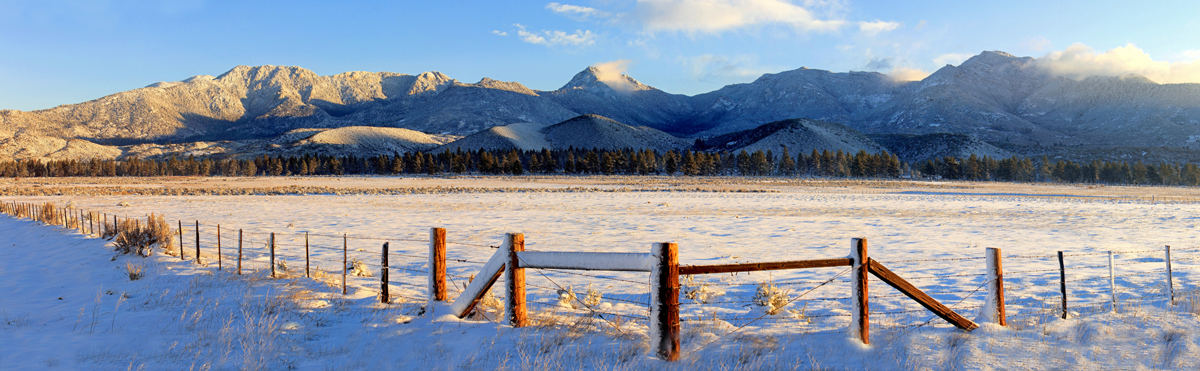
[3,51,1200,162]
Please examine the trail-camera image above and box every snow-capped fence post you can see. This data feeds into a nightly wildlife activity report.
[1165,245,1175,305]
[650,242,680,361]
[982,247,1006,326]
[505,233,527,327]
[1058,251,1068,319]
[304,232,310,278]
[381,242,390,304]
[851,238,870,345]
[270,232,276,278]
[178,220,185,260]
[194,221,201,265]
[430,227,447,302]
[237,229,243,275]
[1108,251,1116,312]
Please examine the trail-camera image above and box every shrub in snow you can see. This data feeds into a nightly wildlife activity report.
[349,259,372,277]
[556,284,605,309]
[112,213,173,257]
[752,278,791,315]
[683,275,725,304]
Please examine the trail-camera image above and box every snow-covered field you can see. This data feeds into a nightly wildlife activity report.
[5,177,1200,370]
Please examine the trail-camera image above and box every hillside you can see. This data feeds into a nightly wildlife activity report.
[438,114,688,152]
[871,133,1012,163]
[702,118,886,155]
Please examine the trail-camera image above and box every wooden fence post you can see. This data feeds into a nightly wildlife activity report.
[1166,245,1175,305]
[305,232,310,278]
[270,232,276,278]
[650,242,680,361]
[217,225,222,270]
[1108,251,1116,312]
[381,242,390,304]
[238,229,243,275]
[194,221,201,265]
[1058,251,1068,319]
[851,238,869,345]
[178,220,185,260]
[430,227,447,302]
[505,233,527,327]
[984,247,1006,326]
[343,234,348,295]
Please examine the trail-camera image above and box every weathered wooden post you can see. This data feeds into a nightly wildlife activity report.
[343,234,348,295]
[270,232,276,278]
[505,233,527,327]
[1166,245,1175,305]
[851,238,870,345]
[194,221,201,265]
[178,220,185,260]
[217,225,222,270]
[983,247,1006,326]
[381,242,390,304]
[1109,251,1116,312]
[1058,251,1068,319]
[305,232,310,278]
[237,229,243,275]
[650,242,680,361]
[430,227,447,302]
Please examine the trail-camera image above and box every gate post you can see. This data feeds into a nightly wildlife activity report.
[651,242,680,361]
[504,233,527,327]
[982,247,1006,325]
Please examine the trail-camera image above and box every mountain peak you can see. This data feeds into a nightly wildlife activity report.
[559,66,651,93]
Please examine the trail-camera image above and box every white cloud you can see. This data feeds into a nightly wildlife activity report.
[887,67,929,82]
[1021,36,1051,52]
[514,24,597,47]
[932,53,973,66]
[685,54,773,81]
[492,30,508,36]
[1183,49,1200,60]
[592,60,637,92]
[1033,43,1200,84]
[546,2,609,20]
[858,20,899,36]
[633,0,846,34]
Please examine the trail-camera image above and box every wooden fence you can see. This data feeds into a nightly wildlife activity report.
[3,200,1199,361]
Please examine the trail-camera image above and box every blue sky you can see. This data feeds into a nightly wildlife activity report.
[2,0,1198,111]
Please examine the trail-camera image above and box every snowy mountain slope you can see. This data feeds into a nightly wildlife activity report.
[437,114,688,152]
[702,118,887,155]
[689,68,900,137]
[540,114,689,151]
[435,122,553,152]
[0,133,123,162]
[870,133,1013,163]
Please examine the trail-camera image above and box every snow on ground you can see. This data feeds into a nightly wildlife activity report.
[5,180,1200,369]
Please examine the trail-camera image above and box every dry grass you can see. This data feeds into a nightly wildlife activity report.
[112,213,174,257]
[125,262,146,281]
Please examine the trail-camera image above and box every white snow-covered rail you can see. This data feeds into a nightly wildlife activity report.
[515,251,653,272]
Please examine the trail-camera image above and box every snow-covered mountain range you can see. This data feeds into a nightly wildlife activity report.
[2,50,1199,161]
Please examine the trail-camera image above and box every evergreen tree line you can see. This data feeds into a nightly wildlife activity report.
[1,147,1198,186]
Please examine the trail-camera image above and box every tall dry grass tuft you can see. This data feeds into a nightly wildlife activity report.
[112,213,175,257]
[38,202,61,225]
